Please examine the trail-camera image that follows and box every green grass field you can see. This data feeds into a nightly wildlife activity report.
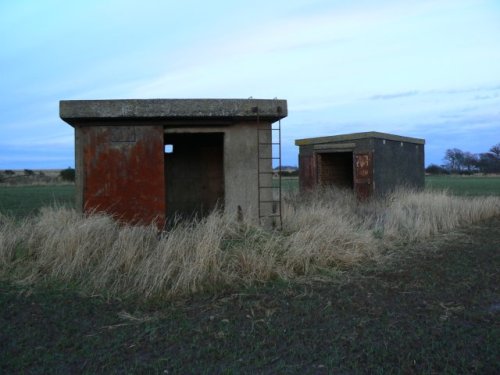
[0,185,75,219]
[426,175,500,196]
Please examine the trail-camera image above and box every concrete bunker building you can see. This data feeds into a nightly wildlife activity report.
[295,132,425,199]
[60,99,287,225]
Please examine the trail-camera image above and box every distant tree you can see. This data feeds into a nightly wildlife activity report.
[444,148,465,172]
[425,164,449,175]
[60,167,75,182]
[492,150,500,173]
[462,152,479,173]
[23,169,34,176]
[443,143,500,175]
[476,143,500,174]
[0,172,4,183]
[490,143,500,159]
[4,170,15,176]
[477,154,491,173]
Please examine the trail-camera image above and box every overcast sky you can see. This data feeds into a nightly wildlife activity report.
[1,0,499,169]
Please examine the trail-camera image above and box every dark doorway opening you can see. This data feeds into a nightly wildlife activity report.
[317,152,354,189]
[164,133,224,220]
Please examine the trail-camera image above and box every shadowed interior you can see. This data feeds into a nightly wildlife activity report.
[318,152,354,189]
[164,133,224,220]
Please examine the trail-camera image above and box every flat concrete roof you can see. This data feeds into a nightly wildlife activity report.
[295,131,425,146]
[60,99,287,126]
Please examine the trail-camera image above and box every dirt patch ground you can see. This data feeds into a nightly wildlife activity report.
[1,218,499,374]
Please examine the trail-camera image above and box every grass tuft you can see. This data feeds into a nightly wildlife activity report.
[1,188,499,299]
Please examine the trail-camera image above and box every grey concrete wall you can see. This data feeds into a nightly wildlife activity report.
[226,122,272,224]
[61,99,287,122]
[373,139,425,195]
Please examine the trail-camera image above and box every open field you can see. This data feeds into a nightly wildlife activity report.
[0,169,67,186]
[426,175,500,196]
[0,185,75,219]
[1,181,500,372]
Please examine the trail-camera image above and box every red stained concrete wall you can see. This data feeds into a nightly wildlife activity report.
[298,153,317,192]
[353,152,373,201]
[80,125,165,225]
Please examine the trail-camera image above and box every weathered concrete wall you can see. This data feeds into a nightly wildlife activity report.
[373,138,425,194]
[227,122,272,224]
[76,124,165,225]
[298,144,317,192]
[61,99,287,121]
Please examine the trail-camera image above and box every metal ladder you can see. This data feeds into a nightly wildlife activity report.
[256,109,282,229]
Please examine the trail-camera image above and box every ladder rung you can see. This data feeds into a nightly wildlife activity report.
[259,200,281,203]
[258,142,281,145]
[259,171,276,174]
[258,157,280,160]
[259,186,276,188]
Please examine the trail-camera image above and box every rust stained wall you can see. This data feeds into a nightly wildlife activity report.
[298,153,317,192]
[353,152,373,200]
[80,125,165,225]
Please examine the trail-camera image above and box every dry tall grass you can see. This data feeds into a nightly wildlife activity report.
[1,188,499,299]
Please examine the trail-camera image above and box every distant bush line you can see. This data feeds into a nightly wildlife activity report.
[0,167,75,184]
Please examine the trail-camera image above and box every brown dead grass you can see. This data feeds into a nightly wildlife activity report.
[1,188,499,299]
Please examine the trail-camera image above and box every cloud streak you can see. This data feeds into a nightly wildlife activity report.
[367,84,500,101]
[369,91,420,100]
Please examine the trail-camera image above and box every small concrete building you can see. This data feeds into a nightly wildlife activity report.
[60,99,287,225]
[295,132,425,199]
